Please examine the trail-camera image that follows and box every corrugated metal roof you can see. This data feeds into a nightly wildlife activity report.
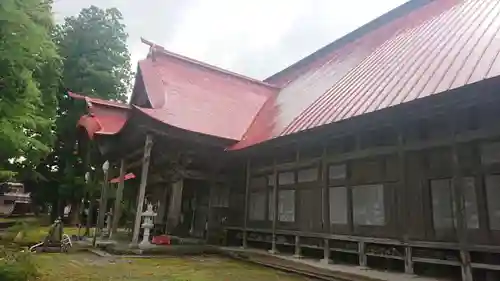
[233,0,500,149]
[137,51,277,140]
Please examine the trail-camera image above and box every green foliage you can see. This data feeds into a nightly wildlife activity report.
[0,0,62,180]
[3,220,40,242]
[0,247,39,281]
[34,5,132,211]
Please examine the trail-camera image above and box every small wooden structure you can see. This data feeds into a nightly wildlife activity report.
[0,182,32,216]
[71,1,500,280]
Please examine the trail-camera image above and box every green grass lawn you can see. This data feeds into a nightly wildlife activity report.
[34,253,315,281]
[1,224,87,245]
[0,216,38,223]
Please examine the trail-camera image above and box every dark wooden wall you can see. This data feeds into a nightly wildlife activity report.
[229,97,500,248]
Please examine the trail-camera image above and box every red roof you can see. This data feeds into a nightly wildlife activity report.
[69,92,129,139]
[232,0,500,149]
[72,0,500,150]
[136,43,278,140]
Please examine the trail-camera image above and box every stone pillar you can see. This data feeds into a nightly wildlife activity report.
[131,134,153,245]
[166,179,184,233]
[110,159,126,239]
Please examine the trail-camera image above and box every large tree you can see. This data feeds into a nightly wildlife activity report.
[33,5,132,219]
[0,0,61,180]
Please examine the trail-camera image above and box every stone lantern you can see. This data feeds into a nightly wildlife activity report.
[139,202,157,249]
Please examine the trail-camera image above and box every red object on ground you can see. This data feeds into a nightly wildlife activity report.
[152,235,171,245]
[109,173,136,183]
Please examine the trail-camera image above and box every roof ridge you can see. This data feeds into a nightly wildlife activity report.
[264,0,434,85]
[67,91,130,109]
[141,38,281,90]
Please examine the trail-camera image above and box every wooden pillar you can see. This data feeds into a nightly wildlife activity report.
[269,158,278,254]
[84,140,93,237]
[242,159,251,248]
[97,162,110,238]
[321,146,330,233]
[451,121,473,281]
[397,127,414,275]
[321,238,331,264]
[206,169,216,243]
[110,159,126,239]
[358,241,367,268]
[166,179,184,233]
[293,235,302,259]
[156,184,169,224]
[131,134,153,245]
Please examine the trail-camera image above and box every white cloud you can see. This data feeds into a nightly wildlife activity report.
[53,0,407,79]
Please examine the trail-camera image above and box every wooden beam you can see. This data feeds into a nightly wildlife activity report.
[251,124,500,174]
[110,159,126,239]
[147,169,229,185]
[131,134,153,245]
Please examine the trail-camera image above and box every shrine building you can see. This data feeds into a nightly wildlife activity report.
[71,0,500,280]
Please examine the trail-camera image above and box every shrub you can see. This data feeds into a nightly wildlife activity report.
[0,247,39,281]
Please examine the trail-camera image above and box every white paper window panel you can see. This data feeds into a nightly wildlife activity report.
[481,141,500,165]
[279,172,295,185]
[278,190,295,222]
[329,164,346,180]
[329,186,348,224]
[352,184,385,226]
[249,192,266,221]
[298,168,319,183]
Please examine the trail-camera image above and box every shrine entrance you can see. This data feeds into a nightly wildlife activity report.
[174,179,210,239]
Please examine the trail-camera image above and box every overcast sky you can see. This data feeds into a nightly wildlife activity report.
[53,0,407,80]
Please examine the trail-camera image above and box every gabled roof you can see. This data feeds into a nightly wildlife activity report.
[73,0,500,151]
[232,0,500,149]
[135,40,278,140]
[69,92,129,139]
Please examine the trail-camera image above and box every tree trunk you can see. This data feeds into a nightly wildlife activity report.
[70,199,82,226]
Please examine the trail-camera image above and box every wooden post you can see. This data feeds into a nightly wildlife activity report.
[166,179,184,233]
[397,127,414,275]
[131,134,153,245]
[358,241,367,268]
[242,159,251,248]
[84,140,92,237]
[269,158,278,254]
[321,146,330,233]
[206,170,216,243]
[97,162,110,239]
[447,113,472,281]
[321,238,331,264]
[293,235,302,259]
[404,246,414,275]
[110,159,126,239]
